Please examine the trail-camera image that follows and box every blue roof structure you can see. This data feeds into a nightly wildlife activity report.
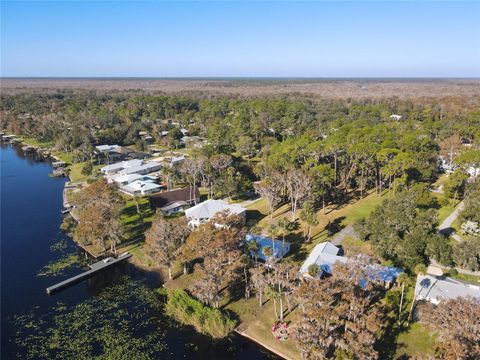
[245,234,290,262]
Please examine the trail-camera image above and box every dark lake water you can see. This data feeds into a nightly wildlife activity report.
[1,144,276,359]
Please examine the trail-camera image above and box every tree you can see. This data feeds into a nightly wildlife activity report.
[420,297,480,359]
[277,217,293,248]
[182,156,205,204]
[293,269,385,359]
[299,201,318,242]
[357,188,438,271]
[145,215,190,280]
[285,168,312,220]
[81,161,93,176]
[452,237,480,271]
[444,170,469,200]
[310,164,335,213]
[460,182,480,224]
[185,212,245,307]
[255,174,283,218]
[307,264,320,277]
[74,179,124,253]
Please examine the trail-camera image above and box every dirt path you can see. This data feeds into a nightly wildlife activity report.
[331,225,356,246]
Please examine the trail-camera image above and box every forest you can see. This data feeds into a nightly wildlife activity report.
[2,88,480,359]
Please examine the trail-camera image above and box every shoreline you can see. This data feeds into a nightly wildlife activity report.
[235,329,292,360]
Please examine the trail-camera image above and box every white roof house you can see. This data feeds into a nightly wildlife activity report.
[100,159,143,175]
[414,274,480,305]
[184,199,246,227]
[299,242,347,278]
[119,180,162,196]
[108,173,157,185]
[170,155,186,166]
[96,144,120,153]
[119,161,162,176]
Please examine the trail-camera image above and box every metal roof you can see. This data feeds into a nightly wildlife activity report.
[414,274,480,304]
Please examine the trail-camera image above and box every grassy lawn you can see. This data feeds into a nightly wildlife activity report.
[449,272,480,284]
[120,196,155,242]
[395,322,437,359]
[342,235,375,257]
[19,136,53,148]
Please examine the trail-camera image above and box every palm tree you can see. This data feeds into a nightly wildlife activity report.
[267,224,279,261]
[277,217,292,249]
[397,273,409,324]
[262,245,273,263]
[247,239,260,263]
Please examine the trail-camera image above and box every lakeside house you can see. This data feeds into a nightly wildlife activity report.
[95,144,149,164]
[108,173,158,186]
[184,199,246,227]
[300,241,402,286]
[119,179,162,196]
[101,160,162,176]
[245,234,291,263]
[300,242,347,278]
[170,155,186,166]
[149,187,200,215]
[414,274,480,305]
[101,159,143,175]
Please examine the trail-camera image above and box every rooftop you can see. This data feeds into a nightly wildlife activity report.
[414,274,480,305]
[185,199,246,220]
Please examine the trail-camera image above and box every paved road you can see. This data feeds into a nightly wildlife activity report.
[430,259,480,277]
[331,225,356,246]
[438,200,465,242]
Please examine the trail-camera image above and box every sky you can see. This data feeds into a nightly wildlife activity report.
[1,1,479,78]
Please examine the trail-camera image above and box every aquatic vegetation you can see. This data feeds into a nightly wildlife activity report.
[37,253,86,277]
[49,239,69,253]
[14,278,167,359]
[165,289,237,339]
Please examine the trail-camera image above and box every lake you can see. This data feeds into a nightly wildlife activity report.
[0,144,277,359]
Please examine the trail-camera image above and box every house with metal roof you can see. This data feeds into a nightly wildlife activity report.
[100,159,143,175]
[108,173,158,186]
[119,180,162,196]
[299,241,348,278]
[414,274,480,305]
[245,234,290,263]
[184,199,246,227]
[119,161,162,176]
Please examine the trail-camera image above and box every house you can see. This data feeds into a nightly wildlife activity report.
[245,234,290,263]
[108,173,158,186]
[184,199,246,227]
[299,242,347,278]
[119,180,162,196]
[300,241,402,285]
[170,155,186,166]
[119,161,162,176]
[101,159,143,175]
[414,274,480,305]
[149,187,200,215]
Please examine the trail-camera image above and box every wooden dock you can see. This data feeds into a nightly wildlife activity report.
[46,252,132,295]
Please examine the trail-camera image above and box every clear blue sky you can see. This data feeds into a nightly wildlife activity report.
[1,1,479,77]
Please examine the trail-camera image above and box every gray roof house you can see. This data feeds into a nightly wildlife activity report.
[184,199,246,227]
[414,274,480,305]
[101,159,143,175]
[299,242,347,278]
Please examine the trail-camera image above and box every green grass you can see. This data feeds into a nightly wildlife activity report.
[164,289,237,339]
[120,197,154,242]
[448,271,480,284]
[19,136,53,149]
[395,323,437,359]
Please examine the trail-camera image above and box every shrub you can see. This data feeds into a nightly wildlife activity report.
[448,269,458,277]
[164,289,237,339]
[308,264,321,277]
